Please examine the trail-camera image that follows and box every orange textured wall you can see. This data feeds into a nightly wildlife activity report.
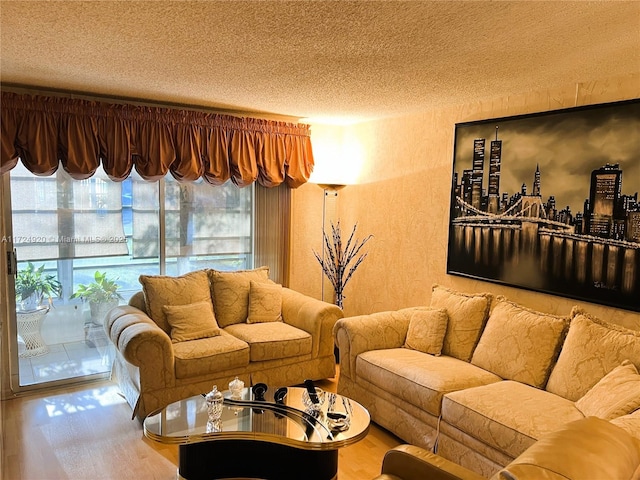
[290,74,640,330]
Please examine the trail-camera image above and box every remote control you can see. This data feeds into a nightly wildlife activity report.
[303,379,319,404]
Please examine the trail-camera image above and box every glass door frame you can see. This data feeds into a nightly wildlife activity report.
[1,171,257,396]
[1,174,116,395]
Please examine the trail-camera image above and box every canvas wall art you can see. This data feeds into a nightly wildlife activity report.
[447,99,640,312]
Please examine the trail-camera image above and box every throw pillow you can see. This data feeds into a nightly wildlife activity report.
[139,270,212,334]
[163,300,221,343]
[208,267,271,328]
[471,297,570,388]
[404,308,448,356]
[610,408,640,440]
[247,281,283,324]
[546,307,640,401]
[429,284,493,362]
[576,360,640,420]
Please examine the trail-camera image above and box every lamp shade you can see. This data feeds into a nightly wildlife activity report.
[316,184,347,192]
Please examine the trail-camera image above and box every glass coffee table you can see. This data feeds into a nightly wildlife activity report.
[144,385,370,480]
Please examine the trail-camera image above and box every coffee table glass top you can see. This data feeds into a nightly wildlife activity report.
[143,386,370,451]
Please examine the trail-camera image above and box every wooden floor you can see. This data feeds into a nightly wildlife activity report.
[2,374,402,480]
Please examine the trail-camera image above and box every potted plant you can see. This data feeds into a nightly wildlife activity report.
[71,271,123,325]
[15,262,62,312]
[15,262,62,357]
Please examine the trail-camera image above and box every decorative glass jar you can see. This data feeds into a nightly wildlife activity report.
[229,376,244,399]
[205,385,224,421]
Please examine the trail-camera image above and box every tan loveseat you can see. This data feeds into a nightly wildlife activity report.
[106,267,343,420]
[374,417,640,480]
[334,284,640,477]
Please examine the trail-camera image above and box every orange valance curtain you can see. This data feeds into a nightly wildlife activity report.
[0,92,314,187]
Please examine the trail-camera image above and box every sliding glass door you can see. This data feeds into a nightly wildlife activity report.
[5,164,253,390]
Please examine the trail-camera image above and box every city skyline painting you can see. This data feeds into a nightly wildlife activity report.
[447,99,640,312]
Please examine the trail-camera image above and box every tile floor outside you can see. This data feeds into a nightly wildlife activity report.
[16,304,115,386]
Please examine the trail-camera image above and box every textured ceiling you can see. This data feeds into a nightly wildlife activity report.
[1,1,639,123]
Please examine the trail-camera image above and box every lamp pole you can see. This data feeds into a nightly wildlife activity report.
[317,184,346,302]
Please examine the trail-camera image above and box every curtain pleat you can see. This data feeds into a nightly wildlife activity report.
[134,115,177,182]
[257,132,287,187]
[172,123,203,182]
[202,125,231,186]
[1,104,20,172]
[59,110,100,179]
[230,129,259,187]
[285,135,314,188]
[0,92,314,187]
[99,114,134,181]
[17,104,59,176]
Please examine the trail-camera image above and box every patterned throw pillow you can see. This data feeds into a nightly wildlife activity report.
[139,270,211,334]
[576,360,640,420]
[208,267,271,328]
[471,297,570,388]
[429,284,493,362]
[610,408,640,439]
[546,308,640,401]
[163,300,221,343]
[247,281,283,324]
[404,308,448,356]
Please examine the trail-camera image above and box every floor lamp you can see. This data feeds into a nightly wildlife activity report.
[317,184,346,302]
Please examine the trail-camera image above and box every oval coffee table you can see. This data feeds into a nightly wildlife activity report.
[144,386,370,480]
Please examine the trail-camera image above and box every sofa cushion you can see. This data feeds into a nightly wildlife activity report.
[429,285,492,362]
[208,267,271,328]
[163,300,221,343]
[224,322,312,362]
[576,360,640,420]
[247,281,283,324]
[404,308,448,356]
[611,409,640,441]
[494,417,640,480]
[471,298,569,388]
[546,308,640,401]
[172,330,250,379]
[442,380,584,459]
[139,270,211,334]
[356,348,502,417]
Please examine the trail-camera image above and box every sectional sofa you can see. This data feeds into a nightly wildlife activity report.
[334,285,640,477]
[105,267,343,420]
[374,416,640,480]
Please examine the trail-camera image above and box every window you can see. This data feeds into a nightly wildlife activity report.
[9,163,253,386]
[11,163,253,299]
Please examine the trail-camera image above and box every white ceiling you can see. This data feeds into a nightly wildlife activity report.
[1,1,639,123]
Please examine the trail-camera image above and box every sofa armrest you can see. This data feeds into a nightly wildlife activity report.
[377,445,485,480]
[333,308,416,380]
[498,417,640,480]
[281,287,344,359]
[105,305,175,390]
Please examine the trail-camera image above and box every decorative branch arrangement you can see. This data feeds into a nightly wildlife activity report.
[313,221,373,309]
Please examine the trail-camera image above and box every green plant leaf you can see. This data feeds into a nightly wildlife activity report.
[70,271,123,303]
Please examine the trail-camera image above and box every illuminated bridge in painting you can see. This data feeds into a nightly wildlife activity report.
[448,197,640,308]
[452,196,574,232]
